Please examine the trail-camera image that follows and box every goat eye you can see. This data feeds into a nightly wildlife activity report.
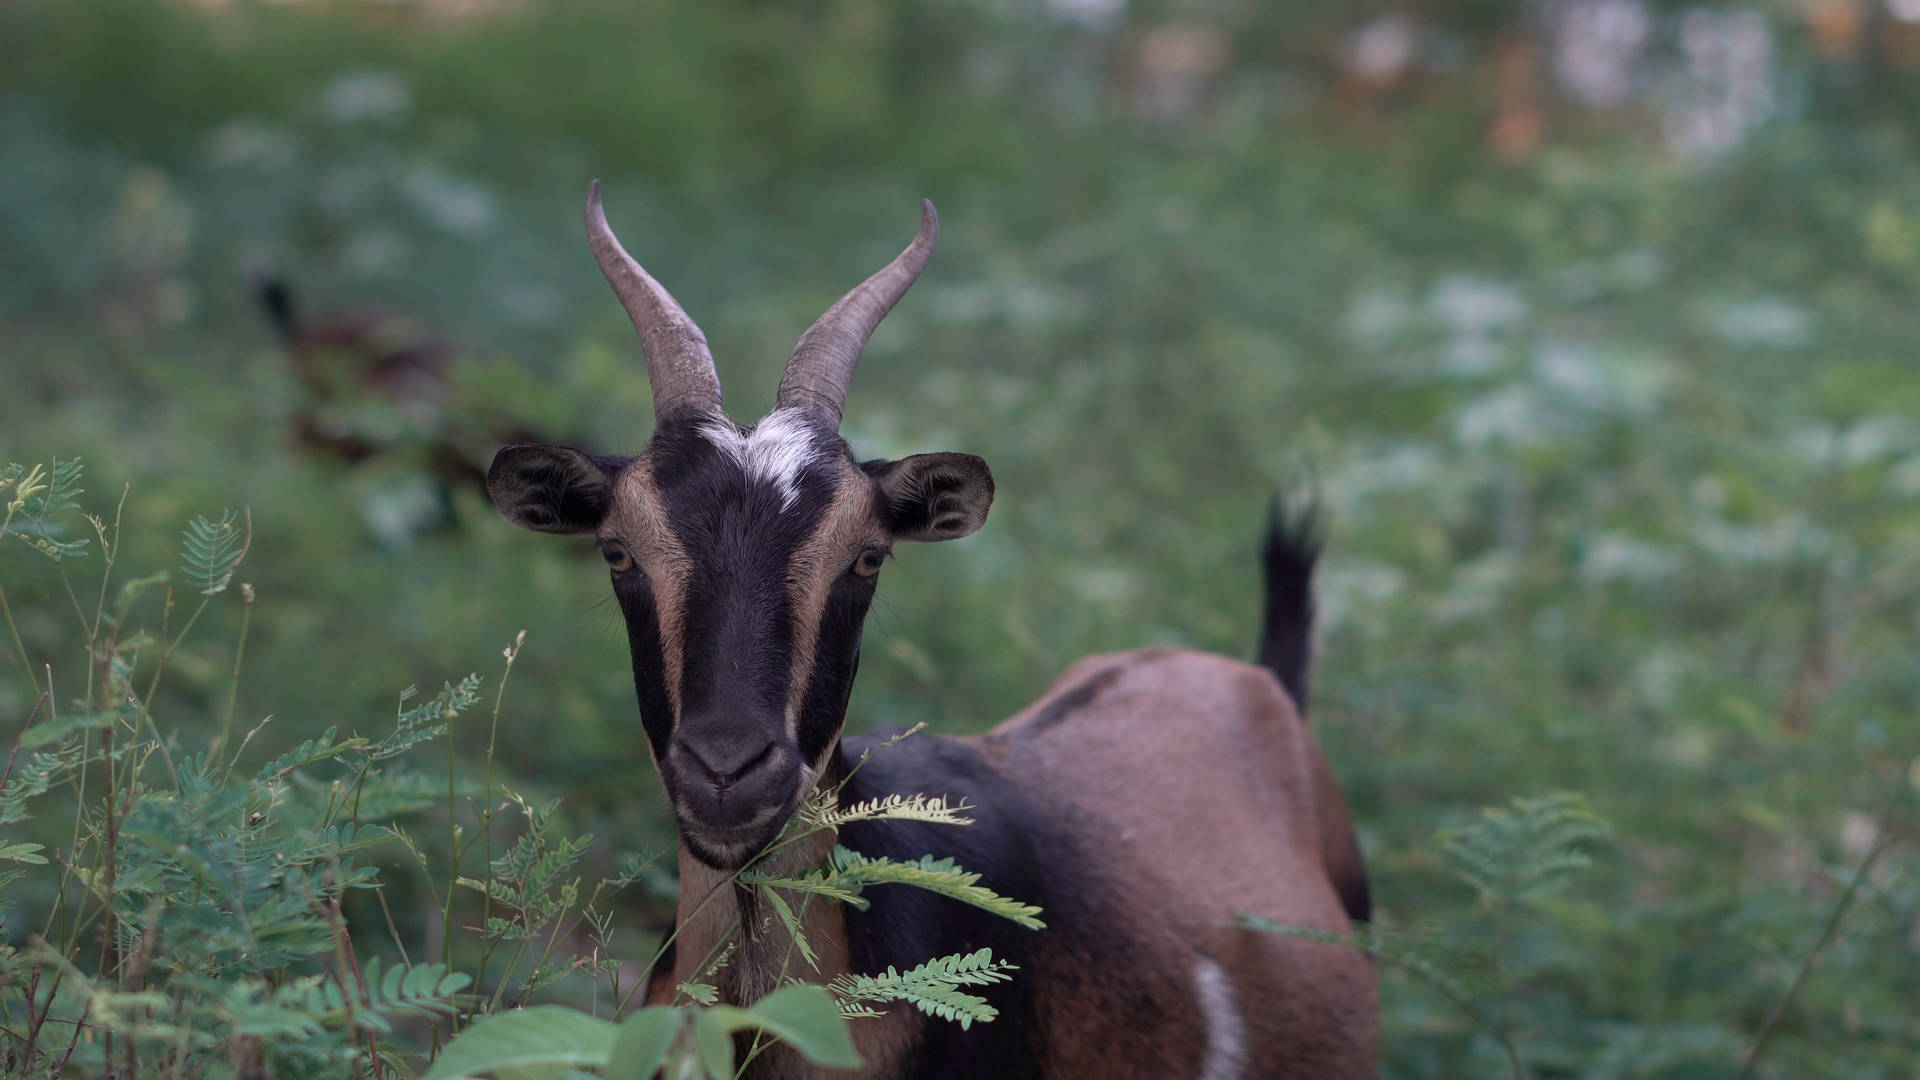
[851,548,887,578]
[601,543,634,573]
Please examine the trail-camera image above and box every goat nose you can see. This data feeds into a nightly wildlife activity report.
[680,737,776,788]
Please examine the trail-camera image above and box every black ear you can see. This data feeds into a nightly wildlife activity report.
[862,453,994,542]
[487,444,631,534]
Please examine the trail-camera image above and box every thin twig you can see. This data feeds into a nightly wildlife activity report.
[322,890,387,1080]
[212,585,255,764]
[1737,816,1907,1078]
[0,690,49,796]
[49,998,91,1077]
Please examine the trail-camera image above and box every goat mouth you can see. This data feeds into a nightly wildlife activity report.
[675,804,793,869]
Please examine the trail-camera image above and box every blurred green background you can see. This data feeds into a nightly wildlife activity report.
[4,0,1920,1074]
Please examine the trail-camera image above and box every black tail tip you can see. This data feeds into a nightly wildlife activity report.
[1258,479,1324,713]
[1263,485,1326,573]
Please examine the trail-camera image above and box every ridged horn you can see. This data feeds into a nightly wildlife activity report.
[777,199,938,426]
[585,180,722,418]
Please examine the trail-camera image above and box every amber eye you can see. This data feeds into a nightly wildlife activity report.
[852,548,888,578]
[600,543,635,573]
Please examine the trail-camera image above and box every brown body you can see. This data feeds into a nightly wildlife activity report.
[658,648,1377,1079]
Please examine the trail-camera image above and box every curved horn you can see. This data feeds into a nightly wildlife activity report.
[585,180,722,418]
[777,199,938,426]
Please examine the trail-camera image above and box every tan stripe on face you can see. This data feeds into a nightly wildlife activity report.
[604,458,694,727]
[784,472,885,740]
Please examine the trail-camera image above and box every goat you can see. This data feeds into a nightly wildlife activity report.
[486,183,1379,1078]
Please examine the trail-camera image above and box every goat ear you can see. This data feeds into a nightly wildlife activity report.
[487,444,630,535]
[862,453,994,542]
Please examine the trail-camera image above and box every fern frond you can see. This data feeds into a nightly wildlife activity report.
[302,959,470,1031]
[829,848,1046,930]
[6,462,90,560]
[0,738,87,825]
[180,509,249,596]
[1436,792,1612,911]
[256,727,368,780]
[45,456,84,513]
[605,849,663,890]
[828,949,1017,1030]
[808,792,975,830]
[759,885,820,972]
[738,868,866,907]
[370,675,483,760]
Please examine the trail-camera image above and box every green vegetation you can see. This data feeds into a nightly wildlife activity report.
[5,1,1920,1076]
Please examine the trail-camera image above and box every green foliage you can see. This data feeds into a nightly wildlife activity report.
[369,675,483,761]
[3,458,91,561]
[828,948,1019,1030]
[804,791,975,830]
[827,848,1046,930]
[422,985,858,1080]
[1246,794,1618,1078]
[740,783,1043,932]
[420,1005,618,1079]
[179,507,247,596]
[1437,793,1613,912]
[0,460,631,1075]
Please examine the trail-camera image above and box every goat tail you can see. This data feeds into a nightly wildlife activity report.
[1256,481,1372,923]
[1257,484,1324,715]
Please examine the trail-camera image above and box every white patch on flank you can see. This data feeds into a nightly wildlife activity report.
[696,408,823,511]
[1194,957,1247,1080]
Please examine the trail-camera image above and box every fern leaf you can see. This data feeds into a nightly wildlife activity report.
[45,456,84,513]
[738,867,868,908]
[810,792,976,829]
[1436,792,1612,911]
[180,508,249,596]
[759,885,821,972]
[677,981,719,1005]
[829,848,1046,930]
[256,727,368,780]
[828,949,1017,1031]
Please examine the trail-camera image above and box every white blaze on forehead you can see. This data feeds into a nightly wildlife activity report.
[696,407,825,511]
[1193,957,1247,1080]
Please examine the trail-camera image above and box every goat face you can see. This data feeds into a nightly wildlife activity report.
[490,413,989,867]
[488,184,989,868]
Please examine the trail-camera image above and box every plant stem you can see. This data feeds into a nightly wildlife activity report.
[0,581,41,698]
[472,631,524,1006]
[213,590,254,765]
[1737,812,1906,1077]
[444,694,459,978]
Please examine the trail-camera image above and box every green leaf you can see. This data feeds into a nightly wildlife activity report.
[180,508,249,596]
[731,985,862,1068]
[605,1007,684,1080]
[423,1006,618,1079]
[829,848,1045,930]
[676,982,718,1006]
[113,569,170,619]
[827,949,1015,1030]
[690,1008,735,1080]
[0,843,47,864]
[759,886,819,972]
[687,987,863,1072]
